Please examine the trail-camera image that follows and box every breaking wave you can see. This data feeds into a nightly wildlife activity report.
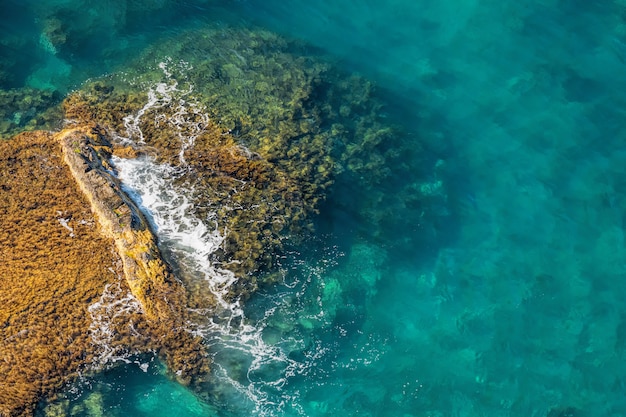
[119,59,208,164]
[87,273,145,368]
[109,62,333,415]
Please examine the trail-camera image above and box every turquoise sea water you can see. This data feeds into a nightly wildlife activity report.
[4,1,626,416]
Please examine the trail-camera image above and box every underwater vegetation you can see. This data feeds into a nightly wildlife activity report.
[139,27,451,251]
[0,88,62,138]
[0,23,448,416]
[1,0,192,78]
[64,26,449,287]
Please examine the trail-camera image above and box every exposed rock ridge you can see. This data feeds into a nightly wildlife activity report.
[57,126,210,386]
[0,130,137,417]
[58,126,170,319]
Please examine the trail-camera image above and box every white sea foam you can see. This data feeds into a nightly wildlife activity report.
[108,65,333,415]
[113,154,311,415]
[88,276,143,366]
[119,59,208,164]
[57,216,75,237]
[112,155,240,318]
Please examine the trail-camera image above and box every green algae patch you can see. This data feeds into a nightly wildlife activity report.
[0,88,63,139]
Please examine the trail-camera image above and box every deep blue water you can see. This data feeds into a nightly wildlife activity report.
[4,1,626,416]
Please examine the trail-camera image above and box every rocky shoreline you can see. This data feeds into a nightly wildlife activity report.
[0,129,124,416]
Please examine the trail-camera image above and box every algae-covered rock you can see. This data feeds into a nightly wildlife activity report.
[0,24,444,415]
[58,127,211,386]
[0,128,210,416]
[60,26,421,295]
[41,17,67,54]
[82,392,104,417]
[0,131,126,416]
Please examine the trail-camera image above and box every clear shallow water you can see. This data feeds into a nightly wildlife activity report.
[3,1,626,416]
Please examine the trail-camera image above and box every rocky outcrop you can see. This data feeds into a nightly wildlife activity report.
[0,130,129,416]
[0,25,430,416]
[0,127,209,417]
[58,126,176,321]
[57,126,210,385]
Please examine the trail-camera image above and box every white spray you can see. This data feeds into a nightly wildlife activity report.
[109,60,317,416]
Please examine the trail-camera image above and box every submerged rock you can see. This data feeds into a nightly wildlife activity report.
[59,26,424,295]
[0,88,63,138]
[0,24,445,416]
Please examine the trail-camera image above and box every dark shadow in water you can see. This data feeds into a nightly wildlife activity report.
[0,1,41,88]
[0,0,245,91]
[315,84,466,270]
